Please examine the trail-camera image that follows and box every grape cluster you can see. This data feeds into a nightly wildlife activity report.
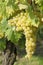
[8,12,36,59]
[25,27,36,58]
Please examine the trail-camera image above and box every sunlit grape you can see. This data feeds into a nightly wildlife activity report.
[8,12,36,59]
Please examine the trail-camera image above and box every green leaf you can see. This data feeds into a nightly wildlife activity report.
[5,28,22,44]
[0,18,8,32]
[0,38,6,51]
[11,31,22,44]
[5,28,13,40]
[19,0,28,4]
[31,18,40,27]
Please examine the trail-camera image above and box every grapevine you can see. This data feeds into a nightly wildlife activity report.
[0,0,42,60]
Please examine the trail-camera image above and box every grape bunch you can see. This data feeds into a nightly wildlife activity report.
[8,12,36,59]
[25,27,36,58]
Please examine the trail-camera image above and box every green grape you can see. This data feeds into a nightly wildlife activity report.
[8,12,36,59]
[24,27,36,58]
